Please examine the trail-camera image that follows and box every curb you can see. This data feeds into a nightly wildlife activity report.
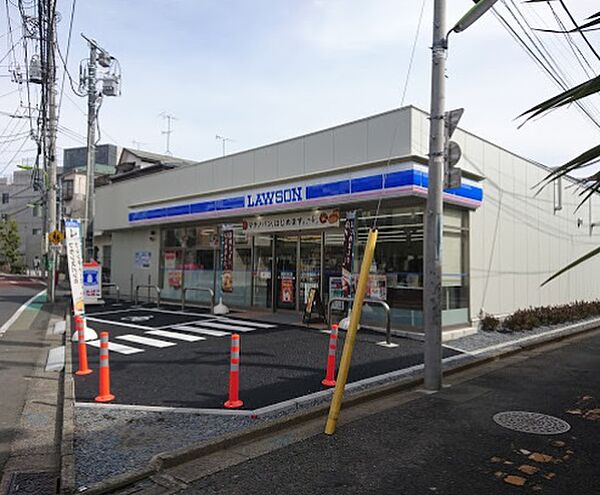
[60,312,75,495]
[75,316,600,494]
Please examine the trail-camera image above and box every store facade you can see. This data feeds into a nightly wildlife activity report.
[96,106,600,333]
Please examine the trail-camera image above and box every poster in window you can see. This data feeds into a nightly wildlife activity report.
[168,270,182,288]
[329,276,344,310]
[221,229,234,293]
[367,274,387,300]
[341,212,355,297]
[279,272,295,304]
[164,251,176,269]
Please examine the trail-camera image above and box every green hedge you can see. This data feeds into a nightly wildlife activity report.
[482,300,600,332]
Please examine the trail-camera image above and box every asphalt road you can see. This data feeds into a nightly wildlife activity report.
[0,276,48,477]
[74,305,459,409]
[0,275,45,333]
[180,330,600,495]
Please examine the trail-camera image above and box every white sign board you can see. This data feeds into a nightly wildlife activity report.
[135,251,152,269]
[242,209,340,234]
[83,261,102,304]
[64,219,85,317]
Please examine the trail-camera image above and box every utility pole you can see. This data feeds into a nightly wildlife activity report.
[160,113,176,155]
[45,0,58,302]
[423,0,446,391]
[83,43,97,262]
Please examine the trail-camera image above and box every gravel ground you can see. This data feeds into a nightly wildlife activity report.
[444,316,600,352]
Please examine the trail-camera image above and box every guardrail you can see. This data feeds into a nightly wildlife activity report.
[134,284,161,308]
[327,297,393,346]
[181,287,215,313]
[103,283,120,303]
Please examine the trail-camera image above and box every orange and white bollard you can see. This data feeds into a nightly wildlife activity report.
[95,332,115,403]
[75,315,92,376]
[322,324,339,387]
[224,333,243,409]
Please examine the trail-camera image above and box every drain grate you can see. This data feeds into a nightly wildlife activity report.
[7,471,57,495]
[493,411,571,435]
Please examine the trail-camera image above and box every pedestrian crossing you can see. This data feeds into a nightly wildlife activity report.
[85,317,279,355]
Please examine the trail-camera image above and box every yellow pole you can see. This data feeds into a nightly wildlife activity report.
[325,228,378,435]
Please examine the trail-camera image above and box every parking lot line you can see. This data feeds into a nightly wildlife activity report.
[145,330,206,342]
[172,325,229,337]
[216,317,276,329]
[117,334,177,348]
[86,339,144,355]
[194,321,258,332]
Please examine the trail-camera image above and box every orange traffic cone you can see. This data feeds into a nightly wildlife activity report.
[322,324,338,387]
[224,334,243,409]
[75,315,92,376]
[95,332,115,403]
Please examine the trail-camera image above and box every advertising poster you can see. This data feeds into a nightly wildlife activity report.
[367,274,388,300]
[279,273,295,304]
[221,229,234,293]
[64,219,85,317]
[341,212,355,297]
[168,270,182,288]
[83,260,102,303]
[135,251,152,269]
[164,251,176,269]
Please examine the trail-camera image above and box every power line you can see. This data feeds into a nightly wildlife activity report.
[558,0,600,63]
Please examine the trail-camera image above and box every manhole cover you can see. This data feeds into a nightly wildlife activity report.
[493,411,571,435]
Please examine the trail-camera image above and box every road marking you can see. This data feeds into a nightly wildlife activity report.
[145,330,206,342]
[87,339,144,355]
[145,308,215,317]
[216,317,276,329]
[86,317,154,331]
[117,334,176,348]
[194,321,258,332]
[172,325,229,337]
[0,288,47,337]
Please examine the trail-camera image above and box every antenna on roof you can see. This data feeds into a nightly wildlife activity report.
[131,139,147,151]
[215,134,234,157]
[159,112,177,155]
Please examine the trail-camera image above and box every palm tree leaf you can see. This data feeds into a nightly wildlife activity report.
[538,144,600,187]
[541,246,600,286]
[520,75,600,121]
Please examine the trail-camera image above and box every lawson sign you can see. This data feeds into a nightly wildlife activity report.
[128,163,483,225]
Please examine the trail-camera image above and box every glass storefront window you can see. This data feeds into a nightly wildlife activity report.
[253,234,273,308]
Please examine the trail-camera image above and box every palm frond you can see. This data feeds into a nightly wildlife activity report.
[542,246,600,286]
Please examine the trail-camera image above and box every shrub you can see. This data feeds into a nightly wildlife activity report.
[480,313,500,332]
[501,300,600,332]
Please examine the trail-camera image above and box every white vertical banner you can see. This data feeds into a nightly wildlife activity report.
[65,219,86,317]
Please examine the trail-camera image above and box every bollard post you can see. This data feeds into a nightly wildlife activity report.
[75,315,93,376]
[224,334,243,409]
[322,324,339,387]
[95,332,115,402]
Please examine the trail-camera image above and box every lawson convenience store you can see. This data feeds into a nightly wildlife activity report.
[94,107,490,331]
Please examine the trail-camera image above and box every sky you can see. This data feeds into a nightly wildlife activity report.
[1,0,600,178]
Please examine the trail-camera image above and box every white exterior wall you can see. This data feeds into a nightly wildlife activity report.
[110,227,160,299]
[412,108,600,319]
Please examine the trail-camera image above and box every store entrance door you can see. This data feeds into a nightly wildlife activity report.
[299,235,321,309]
[275,235,297,310]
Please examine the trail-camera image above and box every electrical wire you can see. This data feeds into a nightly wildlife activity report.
[56,0,77,123]
[558,0,600,63]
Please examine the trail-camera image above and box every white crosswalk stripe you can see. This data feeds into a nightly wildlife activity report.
[172,325,230,337]
[193,321,257,332]
[86,339,144,355]
[117,334,176,348]
[215,317,276,329]
[145,330,206,342]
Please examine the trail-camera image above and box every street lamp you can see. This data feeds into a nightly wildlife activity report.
[424,0,499,392]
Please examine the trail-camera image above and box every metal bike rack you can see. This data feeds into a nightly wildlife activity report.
[103,283,121,303]
[327,296,394,347]
[181,287,215,313]
[134,284,161,308]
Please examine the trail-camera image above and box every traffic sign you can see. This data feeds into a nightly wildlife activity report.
[48,229,64,245]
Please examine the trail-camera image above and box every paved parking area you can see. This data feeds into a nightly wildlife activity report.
[73,303,461,410]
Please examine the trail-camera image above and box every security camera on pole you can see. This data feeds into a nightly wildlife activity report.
[424,0,499,392]
[80,35,122,262]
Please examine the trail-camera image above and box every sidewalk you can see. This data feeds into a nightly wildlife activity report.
[149,328,599,494]
[0,293,67,495]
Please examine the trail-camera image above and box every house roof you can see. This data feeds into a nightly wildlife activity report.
[120,148,196,166]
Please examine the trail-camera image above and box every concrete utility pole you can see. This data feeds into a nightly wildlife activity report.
[83,43,97,262]
[424,0,446,392]
[46,0,58,302]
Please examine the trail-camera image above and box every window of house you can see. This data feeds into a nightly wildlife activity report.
[1,193,8,204]
[32,205,40,217]
[32,228,41,235]
[63,180,74,200]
